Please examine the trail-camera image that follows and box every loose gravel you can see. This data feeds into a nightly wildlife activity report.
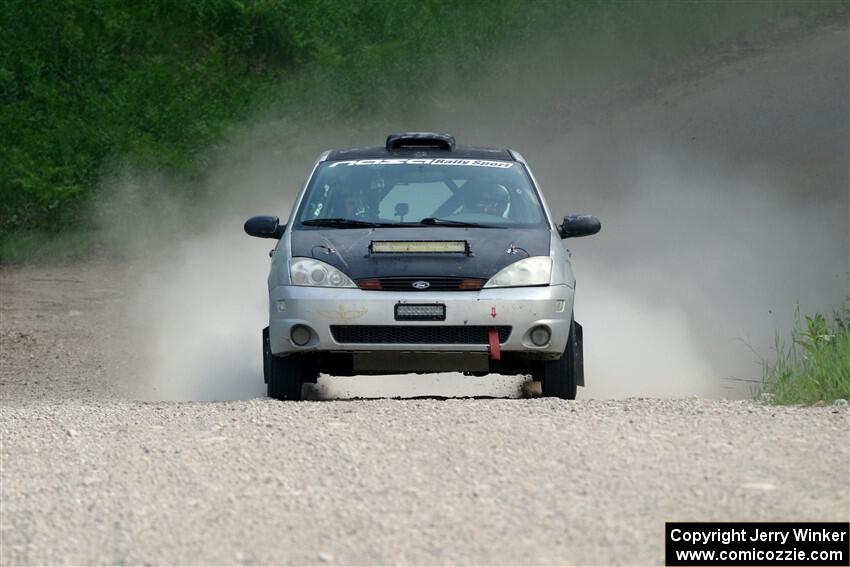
[2,398,848,565]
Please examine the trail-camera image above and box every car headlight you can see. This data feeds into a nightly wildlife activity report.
[483,256,552,288]
[289,258,356,288]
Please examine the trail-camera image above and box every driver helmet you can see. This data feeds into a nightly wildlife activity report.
[334,185,367,218]
[463,181,510,216]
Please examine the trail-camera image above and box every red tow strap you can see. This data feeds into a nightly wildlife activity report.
[488,328,501,360]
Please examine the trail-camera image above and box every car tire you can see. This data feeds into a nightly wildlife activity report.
[541,318,579,400]
[267,352,306,401]
[262,327,271,384]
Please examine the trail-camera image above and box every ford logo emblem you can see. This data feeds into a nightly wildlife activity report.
[412,281,430,289]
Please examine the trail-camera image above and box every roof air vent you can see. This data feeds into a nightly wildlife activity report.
[386,132,455,152]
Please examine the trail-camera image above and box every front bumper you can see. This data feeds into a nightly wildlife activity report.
[268,285,574,357]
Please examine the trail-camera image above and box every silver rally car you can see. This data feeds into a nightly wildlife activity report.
[245,133,600,400]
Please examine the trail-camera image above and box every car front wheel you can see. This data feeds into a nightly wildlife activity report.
[268,353,307,400]
[263,327,307,401]
[541,318,579,400]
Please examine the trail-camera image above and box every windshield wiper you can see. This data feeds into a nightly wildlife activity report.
[301,218,403,228]
[419,217,506,229]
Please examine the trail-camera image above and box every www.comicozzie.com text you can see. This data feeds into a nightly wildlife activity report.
[669,527,848,546]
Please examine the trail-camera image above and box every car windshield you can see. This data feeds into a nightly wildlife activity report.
[294,159,547,228]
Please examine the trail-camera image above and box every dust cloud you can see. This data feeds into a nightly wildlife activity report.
[98,138,307,401]
[105,16,848,401]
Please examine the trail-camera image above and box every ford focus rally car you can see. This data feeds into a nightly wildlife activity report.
[245,133,600,400]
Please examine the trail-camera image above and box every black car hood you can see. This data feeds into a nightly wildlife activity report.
[290,227,550,280]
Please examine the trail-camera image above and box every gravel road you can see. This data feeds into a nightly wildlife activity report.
[2,397,847,565]
[2,15,849,567]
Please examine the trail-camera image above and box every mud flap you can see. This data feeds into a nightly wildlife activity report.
[488,327,501,361]
[574,321,584,387]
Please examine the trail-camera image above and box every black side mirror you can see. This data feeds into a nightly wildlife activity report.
[558,214,601,239]
[244,215,285,239]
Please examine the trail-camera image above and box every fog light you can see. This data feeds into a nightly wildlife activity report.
[530,325,551,346]
[290,324,311,346]
[554,299,565,313]
[276,300,287,312]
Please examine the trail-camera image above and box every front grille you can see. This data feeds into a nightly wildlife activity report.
[330,325,511,344]
[358,277,484,291]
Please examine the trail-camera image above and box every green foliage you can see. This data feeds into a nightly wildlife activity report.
[758,309,850,405]
[0,228,97,262]
[0,0,841,260]
[1,0,289,239]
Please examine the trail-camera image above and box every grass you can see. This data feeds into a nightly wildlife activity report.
[0,229,99,263]
[757,309,850,405]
